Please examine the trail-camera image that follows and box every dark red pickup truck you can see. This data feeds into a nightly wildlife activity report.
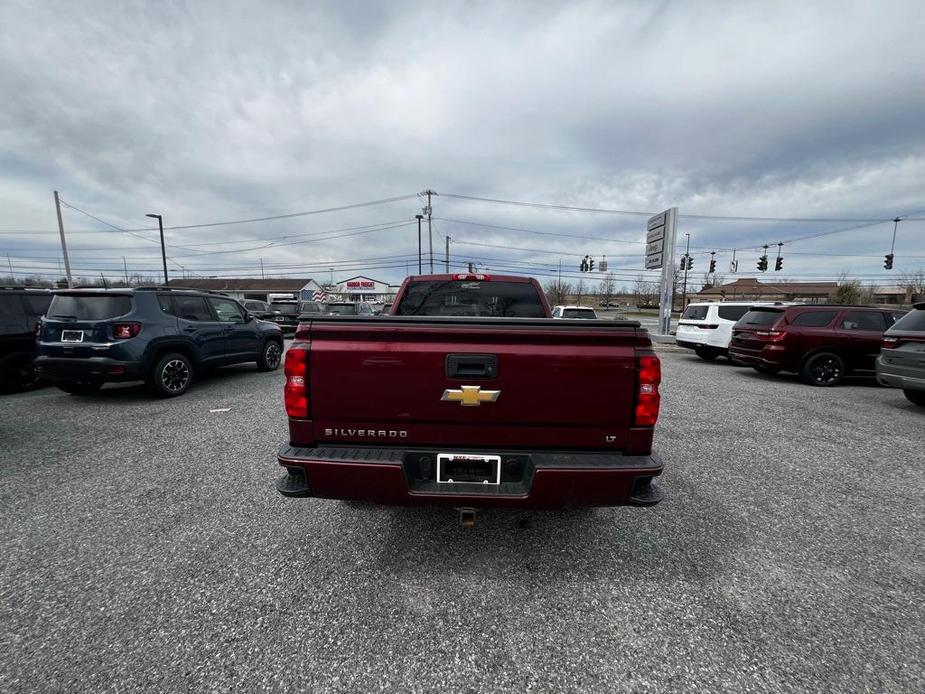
[276,274,664,514]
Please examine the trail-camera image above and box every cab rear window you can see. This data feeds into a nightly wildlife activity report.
[738,309,782,327]
[47,294,132,320]
[396,280,546,317]
[681,305,709,320]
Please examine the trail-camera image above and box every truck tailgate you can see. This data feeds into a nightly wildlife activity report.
[302,317,642,449]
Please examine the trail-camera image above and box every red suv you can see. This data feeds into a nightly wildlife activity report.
[729,305,905,386]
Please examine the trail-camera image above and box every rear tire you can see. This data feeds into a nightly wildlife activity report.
[694,346,719,361]
[56,381,103,395]
[148,352,194,397]
[903,389,925,406]
[752,364,780,376]
[257,340,283,372]
[800,352,844,387]
[0,353,42,393]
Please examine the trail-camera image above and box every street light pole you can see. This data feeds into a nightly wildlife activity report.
[146,214,168,285]
[415,214,423,274]
[681,232,691,310]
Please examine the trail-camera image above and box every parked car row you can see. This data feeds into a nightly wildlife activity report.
[676,300,925,406]
[0,287,285,397]
[1,287,401,396]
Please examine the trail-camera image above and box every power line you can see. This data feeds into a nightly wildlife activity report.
[441,191,925,223]
[158,194,419,231]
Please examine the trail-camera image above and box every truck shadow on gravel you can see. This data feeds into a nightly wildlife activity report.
[332,484,740,584]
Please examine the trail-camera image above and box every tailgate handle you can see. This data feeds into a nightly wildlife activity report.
[446,354,497,379]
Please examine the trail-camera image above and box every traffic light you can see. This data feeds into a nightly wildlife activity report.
[680,257,686,271]
[884,253,894,270]
[775,256,783,271]
[580,257,588,272]
[687,256,693,271]
[709,256,716,274]
[757,255,768,272]
[589,258,595,271]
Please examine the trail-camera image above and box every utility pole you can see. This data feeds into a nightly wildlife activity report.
[680,232,691,310]
[123,256,128,284]
[260,258,265,279]
[445,236,450,272]
[145,213,168,285]
[421,189,435,272]
[415,214,423,273]
[53,191,74,288]
[7,255,13,280]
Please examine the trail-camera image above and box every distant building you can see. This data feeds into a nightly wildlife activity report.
[329,275,400,303]
[868,285,920,305]
[695,278,919,305]
[695,278,838,303]
[167,278,323,303]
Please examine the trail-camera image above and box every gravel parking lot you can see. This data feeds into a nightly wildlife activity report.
[1,348,922,693]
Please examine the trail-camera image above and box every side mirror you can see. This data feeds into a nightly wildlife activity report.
[245,312,256,322]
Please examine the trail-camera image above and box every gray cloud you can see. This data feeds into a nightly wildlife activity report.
[0,0,923,286]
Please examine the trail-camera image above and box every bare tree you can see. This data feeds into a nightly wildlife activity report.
[598,272,616,307]
[633,274,659,308]
[544,279,572,306]
[898,269,925,302]
[575,279,586,305]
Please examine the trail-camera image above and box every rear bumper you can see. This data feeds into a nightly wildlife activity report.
[728,346,788,369]
[276,444,664,508]
[33,355,145,382]
[675,329,726,350]
[876,357,925,391]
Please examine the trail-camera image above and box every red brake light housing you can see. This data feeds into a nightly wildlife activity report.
[453,273,491,281]
[634,354,661,427]
[881,337,898,349]
[284,343,309,418]
[112,322,142,339]
[755,330,786,341]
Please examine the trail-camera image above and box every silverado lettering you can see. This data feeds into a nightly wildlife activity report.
[277,274,664,511]
[324,428,408,438]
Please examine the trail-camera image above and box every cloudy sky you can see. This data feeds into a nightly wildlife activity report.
[1,0,923,290]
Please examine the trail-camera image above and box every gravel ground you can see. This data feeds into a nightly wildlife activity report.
[1,350,922,693]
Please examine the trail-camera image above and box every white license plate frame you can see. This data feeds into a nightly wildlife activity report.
[436,453,501,485]
[60,330,85,343]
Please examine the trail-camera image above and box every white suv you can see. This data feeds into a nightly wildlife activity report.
[675,302,786,361]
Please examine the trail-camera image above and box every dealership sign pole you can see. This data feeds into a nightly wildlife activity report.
[644,207,678,335]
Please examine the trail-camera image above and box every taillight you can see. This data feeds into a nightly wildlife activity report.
[453,273,491,281]
[634,354,661,427]
[755,330,785,341]
[284,343,309,418]
[881,337,898,349]
[35,321,42,337]
[112,322,142,339]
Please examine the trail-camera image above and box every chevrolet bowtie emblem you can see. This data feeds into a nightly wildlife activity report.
[441,385,501,407]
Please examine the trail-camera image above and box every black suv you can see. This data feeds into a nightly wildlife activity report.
[241,299,281,320]
[34,288,284,397]
[0,287,52,392]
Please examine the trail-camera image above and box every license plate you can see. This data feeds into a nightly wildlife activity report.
[60,330,85,343]
[437,453,501,485]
